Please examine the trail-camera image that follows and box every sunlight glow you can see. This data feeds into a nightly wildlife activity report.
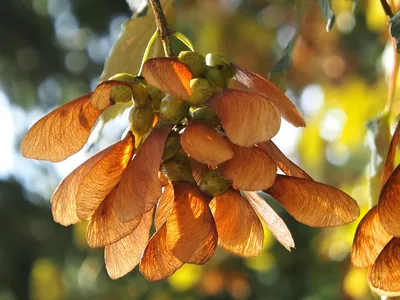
[272,118,301,156]
[54,151,87,178]
[319,108,347,142]
[300,84,325,117]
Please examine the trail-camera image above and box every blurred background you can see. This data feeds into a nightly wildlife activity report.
[0,0,397,299]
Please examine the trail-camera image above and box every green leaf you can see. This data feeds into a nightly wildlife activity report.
[390,11,400,51]
[269,37,296,75]
[100,0,175,81]
[269,0,308,77]
[318,0,335,32]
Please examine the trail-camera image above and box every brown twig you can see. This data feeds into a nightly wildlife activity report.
[381,0,395,18]
[148,0,174,57]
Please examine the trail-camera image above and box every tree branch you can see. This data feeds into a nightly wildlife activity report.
[149,0,174,57]
[381,0,394,18]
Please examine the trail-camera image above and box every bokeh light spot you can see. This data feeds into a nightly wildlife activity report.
[300,84,325,117]
[336,12,356,34]
[319,108,347,142]
[326,143,350,166]
[168,264,203,292]
[65,51,88,74]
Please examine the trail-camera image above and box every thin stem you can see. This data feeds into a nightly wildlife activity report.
[148,0,174,57]
[174,32,195,51]
[381,0,394,18]
[138,30,159,76]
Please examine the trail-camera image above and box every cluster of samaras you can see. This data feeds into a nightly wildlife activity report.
[21,51,359,281]
[351,121,400,297]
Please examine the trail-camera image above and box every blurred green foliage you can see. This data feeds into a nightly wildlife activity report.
[1,0,398,299]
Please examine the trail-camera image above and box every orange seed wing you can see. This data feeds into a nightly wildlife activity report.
[380,121,400,190]
[21,93,102,162]
[258,141,312,180]
[75,133,135,220]
[140,223,183,281]
[219,144,277,191]
[208,89,281,147]
[368,238,400,297]
[104,208,153,280]
[87,187,142,248]
[351,206,391,268]
[209,189,264,257]
[244,191,295,251]
[234,65,305,127]
[378,165,400,236]
[154,184,174,230]
[166,182,217,264]
[267,175,359,227]
[114,125,172,222]
[142,58,193,100]
[91,80,131,110]
[181,122,234,165]
[51,144,113,226]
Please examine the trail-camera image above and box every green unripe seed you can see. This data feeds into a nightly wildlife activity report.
[161,152,195,183]
[108,73,147,104]
[204,66,227,88]
[221,66,235,81]
[200,169,232,196]
[190,107,220,124]
[205,53,231,68]
[110,85,132,103]
[129,101,154,137]
[108,73,135,103]
[162,132,181,161]
[159,95,189,124]
[188,78,217,107]
[149,88,165,112]
[178,51,206,77]
[131,83,149,108]
[205,53,235,80]
[108,73,136,82]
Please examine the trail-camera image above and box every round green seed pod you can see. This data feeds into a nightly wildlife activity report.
[108,73,137,82]
[149,88,165,112]
[205,53,235,80]
[162,131,181,161]
[131,83,149,108]
[204,66,227,89]
[159,95,189,124]
[110,85,132,103]
[190,107,220,124]
[161,152,195,183]
[178,51,206,77]
[200,169,232,196]
[188,78,217,107]
[129,101,154,138]
[108,73,145,104]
